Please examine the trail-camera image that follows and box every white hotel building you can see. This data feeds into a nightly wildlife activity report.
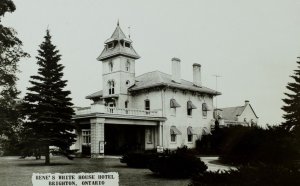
[73,23,221,157]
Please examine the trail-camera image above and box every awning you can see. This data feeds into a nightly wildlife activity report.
[170,126,182,135]
[170,99,181,108]
[202,127,211,135]
[187,126,197,135]
[187,101,197,109]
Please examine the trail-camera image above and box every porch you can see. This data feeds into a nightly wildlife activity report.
[73,106,166,158]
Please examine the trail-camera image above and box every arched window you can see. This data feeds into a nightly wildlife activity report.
[126,60,130,71]
[109,61,113,72]
[108,80,115,95]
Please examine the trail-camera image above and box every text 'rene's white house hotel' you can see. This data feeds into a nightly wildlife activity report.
[73,22,221,157]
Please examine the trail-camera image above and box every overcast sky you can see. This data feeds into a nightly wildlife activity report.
[3,0,300,126]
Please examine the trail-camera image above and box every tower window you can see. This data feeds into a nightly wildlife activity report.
[108,43,114,49]
[202,103,208,117]
[125,42,130,48]
[145,99,150,110]
[126,80,130,86]
[126,60,130,71]
[125,101,128,108]
[109,61,113,72]
[108,80,115,95]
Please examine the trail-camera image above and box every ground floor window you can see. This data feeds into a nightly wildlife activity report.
[82,129,91,144]
[171,134,177,142]
[145,128,153,144]
[188,134,193,142]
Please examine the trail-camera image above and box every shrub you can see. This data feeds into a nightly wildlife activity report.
[219,125,298,165]
[120,152,158,168]
[191,164,300,186]
[148,146,207,178]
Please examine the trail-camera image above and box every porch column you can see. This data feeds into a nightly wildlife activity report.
[158,122,163,147]
[90,118,105,158]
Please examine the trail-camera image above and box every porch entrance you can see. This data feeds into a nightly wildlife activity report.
[105,124,146,155]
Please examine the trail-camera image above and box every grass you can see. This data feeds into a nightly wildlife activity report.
[0,156,189,186]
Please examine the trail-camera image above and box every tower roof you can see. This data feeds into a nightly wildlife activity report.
[97,22,140,61]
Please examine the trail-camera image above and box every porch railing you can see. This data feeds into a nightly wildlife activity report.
[75,104,161,117]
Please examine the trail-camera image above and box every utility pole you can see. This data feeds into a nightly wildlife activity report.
[213,74,222,109]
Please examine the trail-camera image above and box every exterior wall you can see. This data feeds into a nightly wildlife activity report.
[162,89,214,149]
[237,104,258,124]
[130,90,163,112]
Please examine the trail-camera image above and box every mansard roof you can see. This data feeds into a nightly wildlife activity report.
[97,23,140,61]
[128,71,221,95]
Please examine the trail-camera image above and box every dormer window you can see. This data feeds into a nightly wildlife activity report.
[125,42,130,48]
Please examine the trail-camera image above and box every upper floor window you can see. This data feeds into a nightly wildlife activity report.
[202,103,208,117]
[108,80,115,95]
[125,101,128,108]
[126,80,130,86]
[187,101,197,116]
[109,61,113,72]
[145,99,150,110]
[126,60,130,71]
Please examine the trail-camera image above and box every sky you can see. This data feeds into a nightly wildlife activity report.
[3,0,300,126]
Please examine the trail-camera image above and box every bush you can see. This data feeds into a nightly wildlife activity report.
[120,152,158,168]
[219,125,298,165]
[148,146,207,178]
[191,164,300,186]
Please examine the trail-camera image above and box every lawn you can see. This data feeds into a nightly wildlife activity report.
[0,156,189,186]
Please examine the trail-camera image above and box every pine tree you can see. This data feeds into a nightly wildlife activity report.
[0,0,29,154]
[22,30,76,164]
[282,58,300,132]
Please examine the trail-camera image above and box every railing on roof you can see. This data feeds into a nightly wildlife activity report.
[75,104,161,117]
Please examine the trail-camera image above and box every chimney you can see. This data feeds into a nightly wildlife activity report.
[193,63,201,87]
[245,100,250,106]
[171,57,181,83]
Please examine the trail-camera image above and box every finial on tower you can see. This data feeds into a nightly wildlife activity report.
[117,19,119,26]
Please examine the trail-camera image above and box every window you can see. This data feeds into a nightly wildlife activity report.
[187,101,197,116]
[126,60,130,71]
[188,134,193,142]
[108,43,114,49]
[125,101,128,108]
[171,134,176,142]
[187,126,194,143]
[126,80,130,86]
[145,128,153,144]
[125,42,130,48]
[108,80,115,94]
[109,61,113,72]
[202,103,208,117]
[170,126,181,143]
[145,99,150,110]
[82,129,91,144]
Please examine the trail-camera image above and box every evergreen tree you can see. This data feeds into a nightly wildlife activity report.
[282,58,300,131]
[0,0,29,154]
[22,30,76,164]
[282,58,300,157]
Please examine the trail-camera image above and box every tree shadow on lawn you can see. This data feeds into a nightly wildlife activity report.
[18,163,72,167]
[144,173,190,181]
